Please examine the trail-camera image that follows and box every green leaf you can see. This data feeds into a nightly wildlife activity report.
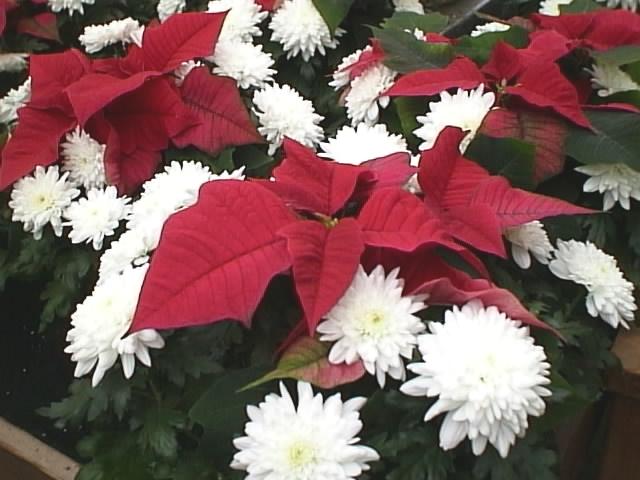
[393,97,422,143]
[373,27,454,73]
[592,46,640,67]
[311,0,354,34]
[454,26,529,64]
[234,145,275,176]
[466,135,536,190]
[189,366,272,441]
[565,111,640,170]
[241,337,365,390]
[382,11,448,33]
[560,0,601,12]
[137,408,185,459]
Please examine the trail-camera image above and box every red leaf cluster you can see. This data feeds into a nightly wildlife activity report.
[0,13,261,193]
[131,131,590,342]
[417,127,591,257]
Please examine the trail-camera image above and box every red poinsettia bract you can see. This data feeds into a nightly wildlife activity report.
[130,131,587,340]
[417,127,592,257]
[0,12,261,193]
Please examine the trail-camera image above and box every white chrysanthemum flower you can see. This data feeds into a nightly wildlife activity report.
[576,163,640,210]
[173,60,202,86]
[64,187,131,250]
[392,0,425,13]
[0,77,31,124]
[60,127,107,189]
[597,0,639,11]
[588,61,640,97]
[0,53,28,73]
[65,265,164,386]
[253,83,324,155]
[97,228,155,283]
[269,0,343,61]
[538,0,573,15]
[208,0,268,42]
[401,301,551,458]
[329,47,369,90]
[231,381,379,478]
[319,123,409,165]
[414,85,495,152]
[211,40,275,89]
[48,0,95,15]
[157,0,186,21]
[504,221,554,269]
[317,265,427,387]
[79,18,144,54]
[470,22,511,37]
[345,64,397,126]
[9,166,80,240]
[549,240,637,329]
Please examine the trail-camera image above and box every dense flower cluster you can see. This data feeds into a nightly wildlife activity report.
[2,1,640,477]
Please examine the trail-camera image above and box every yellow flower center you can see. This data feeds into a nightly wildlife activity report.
[286,440,316,470]
[358,310,388,337]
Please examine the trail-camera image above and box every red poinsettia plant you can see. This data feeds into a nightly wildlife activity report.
[129,126,590,377]
[0,12,261,193]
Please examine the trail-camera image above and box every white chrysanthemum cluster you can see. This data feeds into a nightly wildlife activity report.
[319,123,409,165]
[401,301,551,458]
[329,48,367,90]
[64,187,131,250]
[207,0,274,89]
[0,77,31,124]
[65,264,165,387]
[538,0,574,15]
[212,40,275,89]
[231,381,379,478]
[269,0,343,61]
[318,265,427,387]
[60,127,107,189]
[588,61,640,97]
[550,240,637,329]
[576,163,640,210]
[504,221,554,269]
[0,53,28,73]
[414,85,495,152]
[9,166,80,240]
[208,0,268,42]
[470,22,511,37]
[98,161,245,282]
[79,18,144,54]
[252,83,324,154]
[48,0,95,15]
[67,161,244,386]
[9,161,129,250]
[597,0,639,11]
[157,0,186,21]
[330,47,397,126]
[392,0,425,13]
[346,64,397,126]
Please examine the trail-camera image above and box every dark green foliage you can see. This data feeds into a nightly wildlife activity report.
[1,1,633,479]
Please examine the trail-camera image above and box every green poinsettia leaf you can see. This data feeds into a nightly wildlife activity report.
[466,135,536,190]
[373,27,454,73]
[560,0,601,13]
[454,26,529,64]
[382,11,448,33]
[565,111,640,171]
[592,46,640,67]
[312,0,355,34]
